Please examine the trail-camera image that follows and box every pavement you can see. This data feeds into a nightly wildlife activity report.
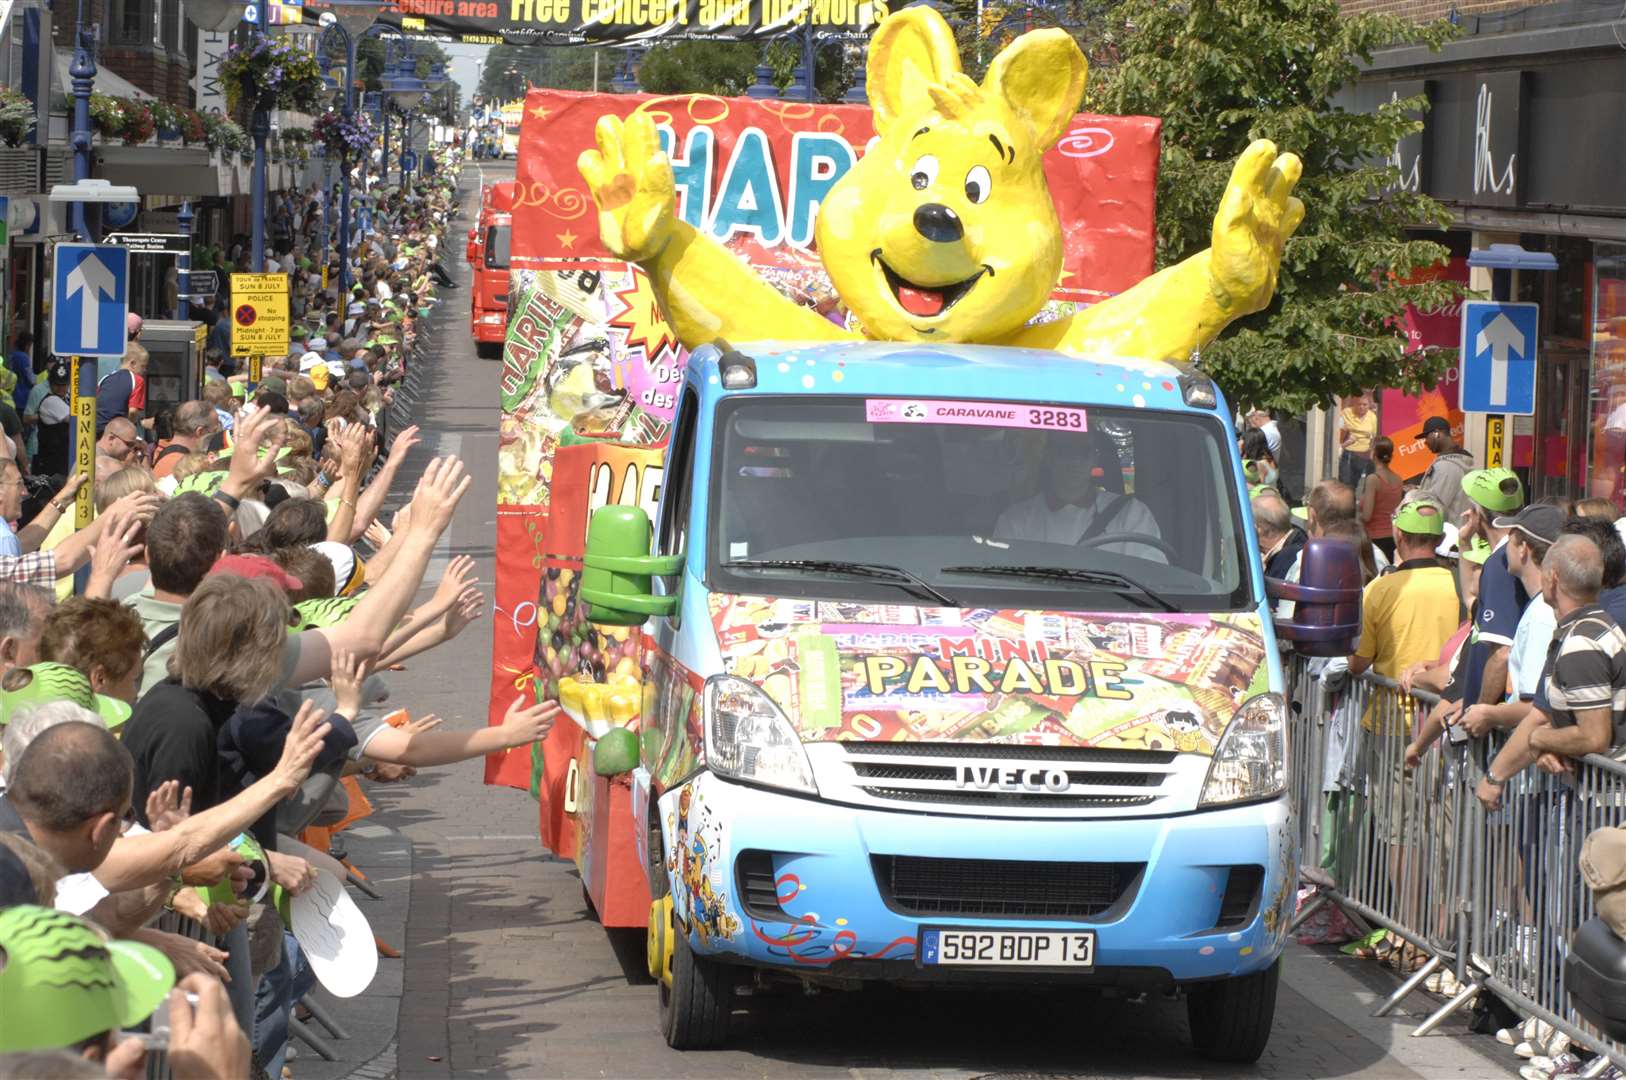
[290,158,1524,1080]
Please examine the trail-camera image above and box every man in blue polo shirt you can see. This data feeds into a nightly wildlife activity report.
[1453,468,1529,718]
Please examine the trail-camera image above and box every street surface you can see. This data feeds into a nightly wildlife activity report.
[297,158,1519,1080]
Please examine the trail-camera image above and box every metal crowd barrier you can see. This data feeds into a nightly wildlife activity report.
[142,909,218,1080]
[1285,652,1626,1073]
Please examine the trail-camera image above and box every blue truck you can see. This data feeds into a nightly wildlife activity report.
[570,340,1357,1061]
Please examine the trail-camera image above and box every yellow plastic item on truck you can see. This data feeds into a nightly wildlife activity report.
[577,6,1303,363]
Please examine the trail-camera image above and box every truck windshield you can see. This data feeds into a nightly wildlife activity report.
[709,396,1250,613]
[484,224,510,269]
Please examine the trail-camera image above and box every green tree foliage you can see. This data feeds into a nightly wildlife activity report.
[636,40,762,96]
[939,0,1127,83]
[476,44,609,99]
[635,36,854,101]
[1086,0,1467,412]
[354,38,451,90]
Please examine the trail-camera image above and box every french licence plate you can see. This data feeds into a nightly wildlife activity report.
[919,928,1095,968]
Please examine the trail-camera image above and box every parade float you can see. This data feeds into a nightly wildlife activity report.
[484,6,1332,1060]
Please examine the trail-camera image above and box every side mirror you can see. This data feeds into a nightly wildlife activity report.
[1266,537,1362,657]
[579,506,682,626]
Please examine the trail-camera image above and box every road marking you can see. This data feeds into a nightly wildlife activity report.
[444,835,537,841]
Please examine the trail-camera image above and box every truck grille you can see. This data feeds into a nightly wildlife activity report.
[874,855,1143,919]
[840,742,1177,811]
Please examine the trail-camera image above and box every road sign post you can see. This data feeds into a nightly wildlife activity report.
[68,356,94,528]
[54,243,127,517]
[51,243,129,359]
[229,272,289,364]
[1459,300,1539,417]
[184,270,219,297]
[1486,416,1506,468]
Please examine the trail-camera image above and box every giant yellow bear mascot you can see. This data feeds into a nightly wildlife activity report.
[579,5,1303,360]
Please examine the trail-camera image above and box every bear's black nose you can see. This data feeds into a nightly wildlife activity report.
[913,203,963,244]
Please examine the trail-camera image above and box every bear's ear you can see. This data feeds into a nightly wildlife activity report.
[866,6,962,136]
[982,28,1087,151]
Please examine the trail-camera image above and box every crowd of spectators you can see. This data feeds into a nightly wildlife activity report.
[0,145,558,1080]
[1251,418,1626,1080]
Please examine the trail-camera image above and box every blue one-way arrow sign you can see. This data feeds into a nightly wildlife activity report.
[1460,300,1539,416]
[51,243,129,359]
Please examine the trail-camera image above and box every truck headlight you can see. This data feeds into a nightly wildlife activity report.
[1198,693,1286,808]
[704,675,817,796]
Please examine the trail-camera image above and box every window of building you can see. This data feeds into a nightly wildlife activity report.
[108,0,154,46]
[1516,234,1593,506]
[161,0,181,53]
[1588,243,1626,510]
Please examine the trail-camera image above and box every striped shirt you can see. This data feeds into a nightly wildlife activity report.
[1541,604,1626,751]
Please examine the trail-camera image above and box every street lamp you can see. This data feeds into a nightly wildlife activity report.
[384,52,426,187]
[317,0,387,292]
[404,63,449,184]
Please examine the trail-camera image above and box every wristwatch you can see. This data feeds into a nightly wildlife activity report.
[1485,767,1505,786]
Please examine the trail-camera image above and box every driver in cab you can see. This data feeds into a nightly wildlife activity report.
[994,436,1167,561]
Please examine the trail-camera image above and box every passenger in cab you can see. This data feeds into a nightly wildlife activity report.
[994,435,1165,561]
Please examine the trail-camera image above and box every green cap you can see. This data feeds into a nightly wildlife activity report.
[0,661,133,730]
[0,905,175,1053]
[0,662,95,723]
[294,594,363,629]
[1393,495,1447,536]
[1462,467,1524,513]
[216,443,293,463]
[1460,535,1494,565]
[173,470,228,497]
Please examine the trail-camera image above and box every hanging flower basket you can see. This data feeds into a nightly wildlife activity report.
[0,85,33,147]
[220,38,326,117]
[119,99,156,145]
[148,100,183,142]
[88,92,126,139]
[202,112,248,157]
[312,110,374,158]
[181,108,208,145]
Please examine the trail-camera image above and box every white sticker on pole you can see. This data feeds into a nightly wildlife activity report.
[290,868,377,998]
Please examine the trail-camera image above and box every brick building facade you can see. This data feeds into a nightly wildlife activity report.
[53,0,196,104]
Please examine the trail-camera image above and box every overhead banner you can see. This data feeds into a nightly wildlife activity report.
[304,0,885,45]
[487,88,1161,805]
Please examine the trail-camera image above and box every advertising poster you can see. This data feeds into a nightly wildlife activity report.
[1382,256,1469,480]
[709,597,1269,754]
[486,89,1162,825]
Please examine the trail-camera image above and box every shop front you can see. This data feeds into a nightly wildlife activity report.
[1347,2,1626,507]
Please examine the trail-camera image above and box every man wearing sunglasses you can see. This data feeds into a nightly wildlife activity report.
[96,418,144,474]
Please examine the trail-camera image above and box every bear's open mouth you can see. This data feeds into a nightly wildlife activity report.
[871,250,991,319]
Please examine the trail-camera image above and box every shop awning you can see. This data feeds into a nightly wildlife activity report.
[94,144,235,198]
[53,49,152,99]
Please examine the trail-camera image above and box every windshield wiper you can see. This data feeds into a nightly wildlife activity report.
[723,559,960,608]
[940,564,1179,613]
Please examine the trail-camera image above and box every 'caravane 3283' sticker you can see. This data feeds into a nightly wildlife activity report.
[865,398,1087,432]
[708,597,1269,756]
